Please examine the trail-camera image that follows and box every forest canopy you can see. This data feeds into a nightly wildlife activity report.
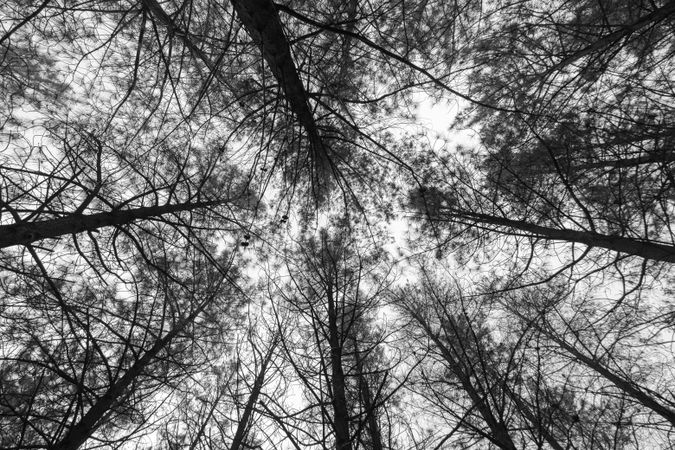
[1,0,675,448]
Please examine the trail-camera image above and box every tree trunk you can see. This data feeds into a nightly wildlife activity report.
[229,341,277,450]
[141,0,216,71]
[48,297,213,450]
[503,383,566,450]
[327,285,352,450]
[0,200,220,248]
[230,0,322,151]
[551,334,675,428]
[548,2,675,73]
[537,150,675,172]
[354,342,383,450]
[576,151,675,170]
[445,209,675,263]
[411,312,517,450]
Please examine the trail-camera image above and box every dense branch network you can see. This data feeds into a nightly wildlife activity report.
[1,0,675,449]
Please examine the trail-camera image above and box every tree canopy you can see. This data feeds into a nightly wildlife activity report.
[2,0,675,448]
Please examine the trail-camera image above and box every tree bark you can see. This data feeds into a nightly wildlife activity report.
[0,200,220,248]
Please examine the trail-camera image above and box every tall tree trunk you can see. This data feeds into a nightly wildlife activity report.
[48,295,215,450]
[354,342,383,450]
[229,340,277,450]
[230,0,333,199]
[411,312,517,450]
[327,285,352,450]
[442,208,675,263]
[549,333,675,427]
[0,200,220,248]
[230,0,322,151]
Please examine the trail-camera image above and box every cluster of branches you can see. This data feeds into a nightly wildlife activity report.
[1,0,675,448]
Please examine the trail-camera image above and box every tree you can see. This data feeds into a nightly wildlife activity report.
[504,282,675,430]
[411,0,675,266]
[157,321,279,450]
[268,224,397,450]
[392,269,520,449]
[411,183,675,262]
[392,267,672,449]
[0,239,244,449]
